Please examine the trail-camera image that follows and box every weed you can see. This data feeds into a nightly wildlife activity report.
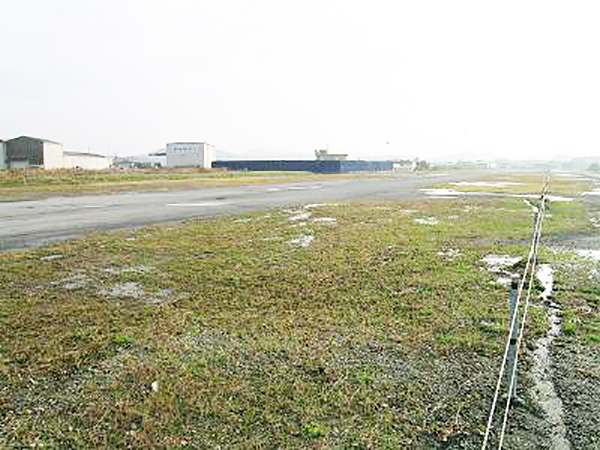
[358,368,376,385]
[455,262,468,272]
[112,335,134,347]
[304,422,325,438]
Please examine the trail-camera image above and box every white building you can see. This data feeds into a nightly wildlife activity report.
[63,151,112,170]
[166,142,216,168]
[0,136,112,170]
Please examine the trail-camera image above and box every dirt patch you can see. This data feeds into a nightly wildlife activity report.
[99,282,172,304]
[552,342,600,449]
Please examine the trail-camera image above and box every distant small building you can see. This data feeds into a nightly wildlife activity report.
[166,142,215,168]
[114,151,166,169]
[315,149,348,161]
[63,151,112,170]
[1,136,112,170]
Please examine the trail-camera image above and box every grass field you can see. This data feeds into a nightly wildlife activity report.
[431,172,593,197]
[2,178,597,448]
[0,168,385,200]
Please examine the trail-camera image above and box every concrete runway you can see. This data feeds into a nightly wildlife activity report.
[0,171,485,249]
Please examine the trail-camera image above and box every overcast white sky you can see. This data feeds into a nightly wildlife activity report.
[1,0,599,161]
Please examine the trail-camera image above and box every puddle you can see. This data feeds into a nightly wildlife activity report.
[288,234,314,247]
[287,210,311,221]
[41,254,65,262]
[437,249,460,259]
[414,217,439,225]
[537,264,553,299]
[426,195,459,199]
[553,173,591,180]
[582,189,600,196]
[313,217,336,224]
[494,277,512,286]
[304,203,337,209]
[546,195,574,202]
[481,255,522,272]
[286,205,338,225]
[530,264,571,449]
[421,189,575,203]
[421,188,463,197]
[574,249,600,261]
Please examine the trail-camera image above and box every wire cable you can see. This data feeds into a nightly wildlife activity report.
[497,179,549,448]
[481,175,550,449]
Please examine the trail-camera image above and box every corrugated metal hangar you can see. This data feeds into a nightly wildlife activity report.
[0,136,112,170]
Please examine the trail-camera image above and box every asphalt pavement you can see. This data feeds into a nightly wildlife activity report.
[0,171,486,249]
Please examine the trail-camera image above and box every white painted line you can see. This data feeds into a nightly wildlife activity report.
[166,202,229,207]
[81,205,103,208]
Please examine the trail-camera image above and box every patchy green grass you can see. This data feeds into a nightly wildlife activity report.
[542,197,600,449]
[431,172,593,197]
[0,194,588,448]
[548,249,600,345]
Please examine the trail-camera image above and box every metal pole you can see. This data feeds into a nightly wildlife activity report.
[507,274,520,399]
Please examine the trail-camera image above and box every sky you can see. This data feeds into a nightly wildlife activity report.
[1,0,600,161]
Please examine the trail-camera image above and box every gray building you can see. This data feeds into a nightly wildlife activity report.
[166,142,216,168]
[3,136,64,169]
[1,136,111,170]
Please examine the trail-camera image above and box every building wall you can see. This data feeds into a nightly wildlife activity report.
[166,142,215,168]
[42,142,65,169]
[0,142,6,169]
[202,143,216,169]
[10,160,29,169]
[64,153,112,170]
